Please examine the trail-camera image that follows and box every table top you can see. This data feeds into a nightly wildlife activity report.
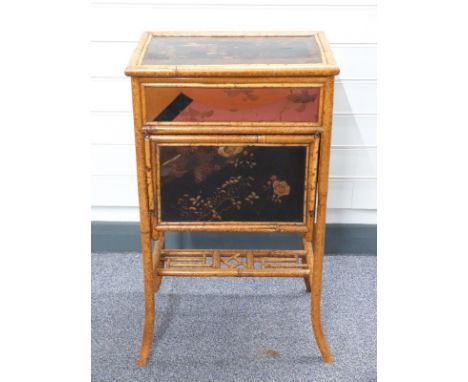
[125,32,339,77]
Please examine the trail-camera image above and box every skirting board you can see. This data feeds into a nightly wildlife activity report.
[91,222,377,255]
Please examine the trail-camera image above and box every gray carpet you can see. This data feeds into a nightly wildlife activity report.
[92,253,376,382]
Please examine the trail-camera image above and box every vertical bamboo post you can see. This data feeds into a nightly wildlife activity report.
[304,136,320,292]
[212,251,221,269]
[131,77,156,367]
[309,77,335,363]
[301,240,311,292]
[247,252,254,270]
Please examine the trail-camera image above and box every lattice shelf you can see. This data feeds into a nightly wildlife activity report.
[155,249,311,277]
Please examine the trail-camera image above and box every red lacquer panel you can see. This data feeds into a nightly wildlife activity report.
[144,87,321,123]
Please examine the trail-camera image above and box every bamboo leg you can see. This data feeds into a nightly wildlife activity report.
[308,232,333,363]
[309,183,333,359]
[308,77,334,363]
[131,76,157,367]
[137,230,156,367]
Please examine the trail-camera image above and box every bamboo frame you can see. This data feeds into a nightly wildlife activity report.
[125,31,338,367]
[149,137,317,229]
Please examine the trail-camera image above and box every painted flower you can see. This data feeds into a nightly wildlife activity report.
[272,179,291,197]
[224,89,258,101]
[181,107,214,122]
[217,146,244,158]
[287,89,317,104]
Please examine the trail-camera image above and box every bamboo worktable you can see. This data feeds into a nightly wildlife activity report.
[125,32,340,367]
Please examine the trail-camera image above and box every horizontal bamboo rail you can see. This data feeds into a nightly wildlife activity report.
[138,76,329,85]
[126,66,339,77]
[143,82,325,88]
[149,135,319,144]
[142,125,323,135]
[155,223,308,233]
[157,268,310,277]
[161,249,306,257]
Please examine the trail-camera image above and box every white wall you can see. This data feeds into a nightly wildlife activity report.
[90,0,377,224]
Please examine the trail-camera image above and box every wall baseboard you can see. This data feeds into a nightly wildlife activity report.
[91,222,376,255]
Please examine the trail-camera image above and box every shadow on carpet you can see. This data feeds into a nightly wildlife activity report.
[92,253,376,382]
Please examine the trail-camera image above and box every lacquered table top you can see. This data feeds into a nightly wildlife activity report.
[125,32,339,77]
[141,35,323,65]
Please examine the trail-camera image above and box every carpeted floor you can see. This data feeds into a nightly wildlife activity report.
[92,253,376,382]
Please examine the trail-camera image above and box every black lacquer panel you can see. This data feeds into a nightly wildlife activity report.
[159,145,307,222]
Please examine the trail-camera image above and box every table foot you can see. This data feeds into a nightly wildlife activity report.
[137,295,155,367]
[138,231,156,367]
[305,238,333,362]
[310,295,334,363]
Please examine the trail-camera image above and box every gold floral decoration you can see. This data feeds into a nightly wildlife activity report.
[217,146,245,158]
[273,180,291,197]
[265,176,291,203]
